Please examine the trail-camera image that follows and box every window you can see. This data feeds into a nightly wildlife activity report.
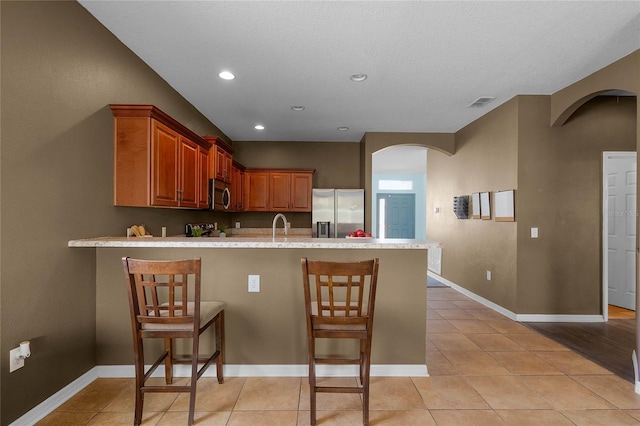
[379,180,413,190]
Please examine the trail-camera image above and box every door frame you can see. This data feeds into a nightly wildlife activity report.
[602,151,637,321]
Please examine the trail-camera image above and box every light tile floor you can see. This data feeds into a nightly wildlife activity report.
[37,286,640,425]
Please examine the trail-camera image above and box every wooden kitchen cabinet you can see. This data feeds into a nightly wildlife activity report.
[244,168,314,212]
[245,170,270,211]
[269,172,291,211]
[112,105,212,209]
[204,136,234,184]
[198,145,210,209]
[290,172,313,211]
[231,160,245,211]
[177,136,199,208]
[150,121,179,207]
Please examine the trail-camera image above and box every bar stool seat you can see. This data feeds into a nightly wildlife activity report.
[140,301,225,331]
[122,257,225,426]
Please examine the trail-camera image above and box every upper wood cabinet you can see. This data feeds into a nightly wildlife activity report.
[203,136,234,184]
[112,105,212,208]
[231,160,245,211]
[244,168,314,212]
[245,170,270,211]
[197,145,210,209]
[290,172,314,211]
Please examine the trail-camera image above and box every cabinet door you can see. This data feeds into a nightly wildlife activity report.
[213,146,233,183]
[290,172,313,212]
[224,152,233,183]
[178,137,199,208]
[197,145,210,209]
[151,121,179,207]
[214,147,226,181]
[270,172,291,211]
[245,171,270,211]
[236,169,245,210]
[231,165,244,211]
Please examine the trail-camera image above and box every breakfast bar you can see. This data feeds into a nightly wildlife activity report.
[69,236,439,376]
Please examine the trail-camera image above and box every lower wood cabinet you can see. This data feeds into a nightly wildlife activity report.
[244,168,314,212]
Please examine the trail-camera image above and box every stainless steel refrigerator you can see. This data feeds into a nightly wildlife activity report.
[312,189,365,238]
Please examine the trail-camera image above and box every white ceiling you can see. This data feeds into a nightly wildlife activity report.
[79,1,640,143]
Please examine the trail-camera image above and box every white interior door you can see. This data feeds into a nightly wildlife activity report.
[604,152,637,312]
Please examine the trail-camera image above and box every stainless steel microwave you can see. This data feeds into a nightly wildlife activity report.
[209,179,231,210]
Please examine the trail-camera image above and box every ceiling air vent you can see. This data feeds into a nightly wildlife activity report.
[467,97,496,108]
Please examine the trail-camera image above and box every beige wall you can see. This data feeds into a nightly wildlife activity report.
[0,2,228,423]
[550,51,640,127]
[426,95,637,315]
[2,1,638,423]
[362,132,455,233]
[517,95,637,314]
[427,99,519,310]
[231,140,362,229]
[0,3,371,422]
[233,141,361,189]
[96,247,427,366]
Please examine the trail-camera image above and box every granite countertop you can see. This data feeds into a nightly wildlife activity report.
[68,236,440,250]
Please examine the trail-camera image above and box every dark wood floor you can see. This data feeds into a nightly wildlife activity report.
[525,317,636,382]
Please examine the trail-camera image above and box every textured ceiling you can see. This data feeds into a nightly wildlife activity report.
[79,1,640,142]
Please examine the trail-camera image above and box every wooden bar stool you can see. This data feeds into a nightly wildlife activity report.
[122,257,225,426]
[301,257,380,426]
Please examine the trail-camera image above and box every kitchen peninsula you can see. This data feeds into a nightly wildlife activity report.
[69,236,439,375]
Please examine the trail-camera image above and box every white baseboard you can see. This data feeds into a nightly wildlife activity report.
[97,363,428,378]
[10,368,98,426]
[428,271,517,320]
[11,363,427,425]
[516,314,604,322]
[427,271,605,323]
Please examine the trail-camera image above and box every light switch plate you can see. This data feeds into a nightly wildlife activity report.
[10,348,24,373]
[486,271,492,281]
[248,275,260,292]
[531,227,539,238]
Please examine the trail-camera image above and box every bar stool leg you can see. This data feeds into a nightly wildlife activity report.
[215,311,225,384]
[164,338,173,384]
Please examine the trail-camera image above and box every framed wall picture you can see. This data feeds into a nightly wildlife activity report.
[471,192,481,219]
[495,189,515,222]
[480,192,491,220]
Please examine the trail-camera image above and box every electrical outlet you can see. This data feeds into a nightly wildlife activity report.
[9,348,24,373]
[486,271,492,281]
[248,275,260,292]
[531,227,539,238]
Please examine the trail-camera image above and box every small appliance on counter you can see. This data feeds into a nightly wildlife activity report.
[185,223,217,237]
[312,189,364,238]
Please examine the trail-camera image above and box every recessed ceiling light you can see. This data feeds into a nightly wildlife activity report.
[218,71,235,80]
[254,124,265,130]
[291,106,305,111]
[349,73,367,82]
[337,127,349,131]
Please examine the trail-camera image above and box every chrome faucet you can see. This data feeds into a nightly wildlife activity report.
[272,213,289,238]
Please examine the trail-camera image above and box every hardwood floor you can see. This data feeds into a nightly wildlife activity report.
[525,312,636,383]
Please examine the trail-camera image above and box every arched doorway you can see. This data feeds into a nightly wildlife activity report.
[371,145,427,239]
